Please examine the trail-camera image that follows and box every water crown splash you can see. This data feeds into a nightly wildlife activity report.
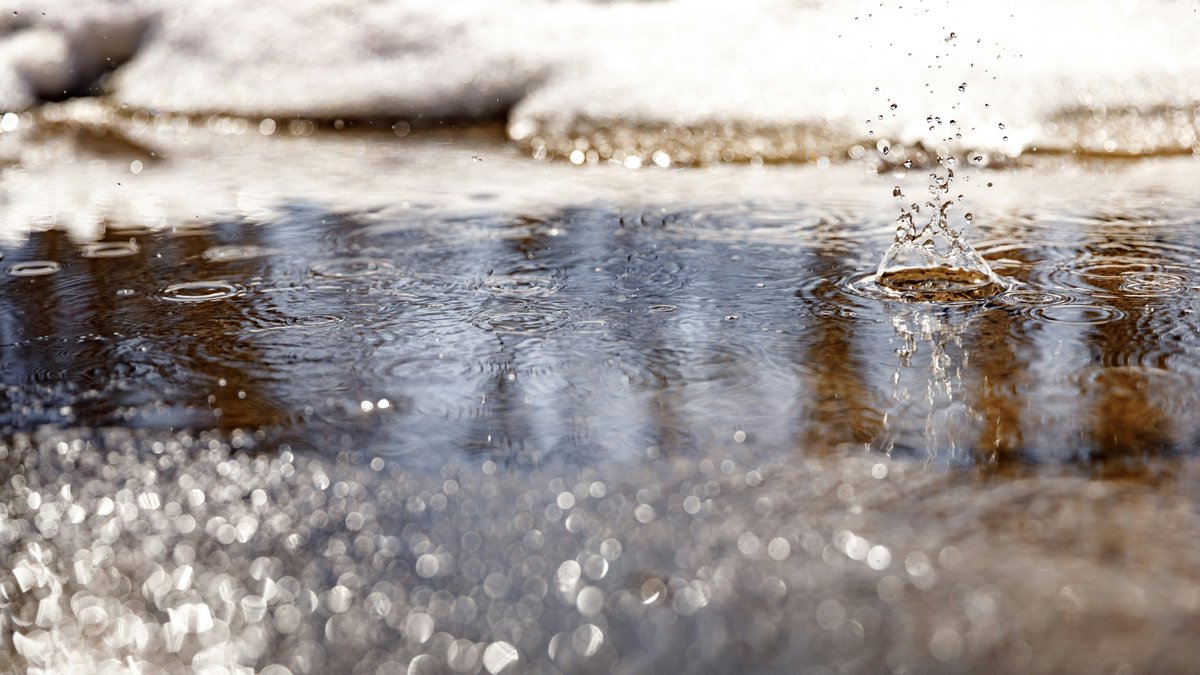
[874,159,1005,302]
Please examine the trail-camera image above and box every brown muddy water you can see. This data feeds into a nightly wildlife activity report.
[4,130,1200,674]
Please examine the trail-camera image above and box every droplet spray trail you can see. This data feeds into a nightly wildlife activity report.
[873,157,1006,302]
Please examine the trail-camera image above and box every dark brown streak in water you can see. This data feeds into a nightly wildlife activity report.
[4,198,1200,471]
[1078,242,1192,464]
[964,307,1030,468]
[798,250,885,452]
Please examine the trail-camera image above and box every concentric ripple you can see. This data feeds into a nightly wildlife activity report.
[478,270,564,298]
[1045,256,1195,300]
[1028,303,1126,325]
[370,354,483,422]
[203,244,275,262]
[993,289,1071,307]
[786,266,877,320]
[160,280,244,303]
[1119,271,1189,297]
[247,314,345,333]
[612,257,687,295]
[9,260,62,277]
[81,241,140,258]
[471,309,571,335]
[310,257,396,278]
[570,319,613,334]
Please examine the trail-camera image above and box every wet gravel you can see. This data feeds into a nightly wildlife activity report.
[4,428,1200,674]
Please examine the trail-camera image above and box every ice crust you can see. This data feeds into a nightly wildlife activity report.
[1,0,1198,154]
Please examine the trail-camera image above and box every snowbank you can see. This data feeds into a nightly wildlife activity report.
[1,0,1198,158]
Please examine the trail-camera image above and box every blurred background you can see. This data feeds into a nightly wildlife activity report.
[5,3,1200,674]
[1,0,1198,240]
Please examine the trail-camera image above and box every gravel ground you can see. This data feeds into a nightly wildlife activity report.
[4,428,1200,674]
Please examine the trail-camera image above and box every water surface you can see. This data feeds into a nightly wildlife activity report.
[4,170,1200,469]
[5,152,1200,675]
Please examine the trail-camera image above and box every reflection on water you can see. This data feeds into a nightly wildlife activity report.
[3,196,1200,469]
[872,166,1009,303]
[6,179,1200,673]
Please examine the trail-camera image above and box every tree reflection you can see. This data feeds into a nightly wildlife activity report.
[792,248,886,454]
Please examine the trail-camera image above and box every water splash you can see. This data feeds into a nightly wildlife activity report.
[873,160,1006,302]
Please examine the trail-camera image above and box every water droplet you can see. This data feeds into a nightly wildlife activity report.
[479,271,562,297]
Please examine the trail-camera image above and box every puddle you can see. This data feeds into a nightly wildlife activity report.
[160,280,245,303]
[5,159,1200,674]
[3,187,1200,465]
